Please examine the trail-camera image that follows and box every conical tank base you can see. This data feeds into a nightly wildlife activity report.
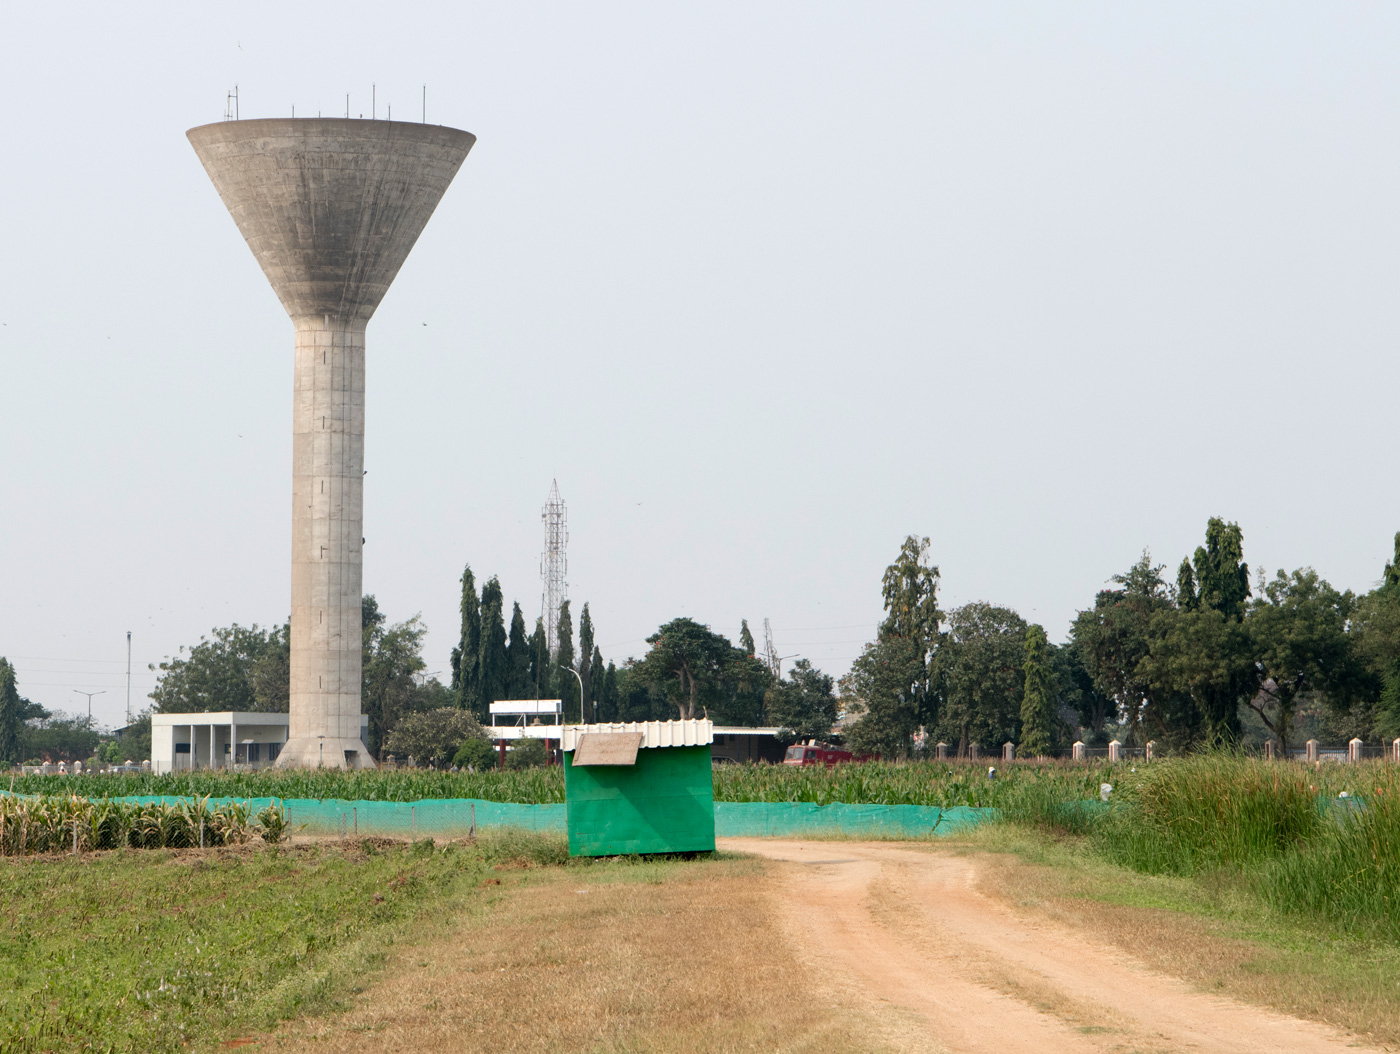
[275,736,378,770]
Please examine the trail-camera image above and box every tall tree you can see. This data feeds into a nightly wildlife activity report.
[740,620,756,657]
[529,617,552,700]
[0,658,29,763]
[149,624,284,713]
[600,660,620,722]
[556,600,577,720]
[577,603,595,720]
[361,599,428,759]
[766,658,838,743]
[631,618,735,719]
[452,565,482,713]
[845,536,945,758]
[1071,552,1175,742]
[505,603,531,700]
[933,602,1028,756]
[1019,625,1058,757]
[477,577,507,719]
[1245,569,1360,753]
[590,645,605,721]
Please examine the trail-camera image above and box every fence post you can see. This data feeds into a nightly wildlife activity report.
[1072,741,1085,761]
[969,743,980,761]
[354,806,358,836]
[411,805,416,839]
[1003,742,1015,762]
[1306,739,1319,763]
[1349,738,1364,763]
[936,742,948,760]
[1394,738,1400,763]
[470,803,476,840]
[1108,740,1122,763]
[73,817,78,856]
[1264,740,1275,760]
[1146,740,1156,762]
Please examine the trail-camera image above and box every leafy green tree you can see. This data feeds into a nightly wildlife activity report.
[1071,552,1175,742]
[556,600,578,720]
[22,712,100,763]
[631,618,735,719]
[577,603,595,720]
[740,620,756,657]
[250,623,290,712]
[150,624,285,713]
[116,711,152,763]
[1245,569,1361,753]
[843,634,924,758]
[589,645,605,721]
[528,617,552,700]
[934,602,1027,755]
[766,658,838,743]
[1018,625,1058,756]
[1052,641,1111,739]
[362,600,428,758]
[844,536,945,758]
[382,707,488,763]
[0,659,44,763]
[451,565,482,712]
[505,603,531,699]
[506,737,548,769]
[477,577,508,718]
[453,736,496,770]
[599,660,620,721]
[1151,518,1252,744]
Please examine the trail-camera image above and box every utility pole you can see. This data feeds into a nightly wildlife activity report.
[126,631,132,725]
[74,690,105,724]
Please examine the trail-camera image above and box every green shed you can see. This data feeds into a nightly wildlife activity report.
[562,719,716,857]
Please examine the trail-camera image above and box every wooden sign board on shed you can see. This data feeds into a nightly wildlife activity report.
[572,732,643,766]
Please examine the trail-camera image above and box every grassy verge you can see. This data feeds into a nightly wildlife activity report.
[0,830,571,1053]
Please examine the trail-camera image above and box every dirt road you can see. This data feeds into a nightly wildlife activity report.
[721,839,1373,1054]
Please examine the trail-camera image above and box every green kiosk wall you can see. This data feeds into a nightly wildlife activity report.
[563,744,716,856]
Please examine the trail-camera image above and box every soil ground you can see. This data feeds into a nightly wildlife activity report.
[729,839,1380,1054]
[257,839,1387,1054]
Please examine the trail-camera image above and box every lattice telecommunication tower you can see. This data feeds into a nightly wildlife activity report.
[541,479,569,658]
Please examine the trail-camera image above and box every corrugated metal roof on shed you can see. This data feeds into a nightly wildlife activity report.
[561,719,713,752]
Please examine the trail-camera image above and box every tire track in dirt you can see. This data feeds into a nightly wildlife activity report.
[722,839,1375,1054]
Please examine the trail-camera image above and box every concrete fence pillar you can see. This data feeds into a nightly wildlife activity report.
[1003,741,1015,762]
[1393,738,1400,762]
[1146,740,1157,762]
[970,742,981,761]
[936,742,948,760]
[1349,738,1364,763]
[1108,740,1122,762]
[1264,740,1275,760]
[1305,739,1319,763]
[1072,741,1085,761]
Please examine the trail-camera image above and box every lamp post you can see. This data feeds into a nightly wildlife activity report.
[559,665,585,726]
[317,735,325,769]
[73,690,105,723]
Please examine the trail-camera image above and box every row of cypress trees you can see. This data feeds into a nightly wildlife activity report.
[448,565,617,723]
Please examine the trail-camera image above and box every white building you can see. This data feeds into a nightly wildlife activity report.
[151,712,369,773]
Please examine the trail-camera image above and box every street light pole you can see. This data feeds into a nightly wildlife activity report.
[74,690,105,724]
[559,665,585,726]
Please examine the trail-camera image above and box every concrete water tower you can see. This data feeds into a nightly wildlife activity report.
[188,117,475,768]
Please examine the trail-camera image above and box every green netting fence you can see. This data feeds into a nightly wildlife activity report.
[1,793,994,841]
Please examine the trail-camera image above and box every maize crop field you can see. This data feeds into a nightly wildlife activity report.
[6,760,1122,807]
[0,794,288,854]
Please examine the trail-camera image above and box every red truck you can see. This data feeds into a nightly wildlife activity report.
[783,743,854,767]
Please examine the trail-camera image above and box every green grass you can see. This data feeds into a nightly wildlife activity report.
[997,753,1400,942]
[8,759,1119,807]
[0,830,578,1054]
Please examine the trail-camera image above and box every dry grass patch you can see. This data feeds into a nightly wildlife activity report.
[262,854,882,1054]
[965,833,1400,1049]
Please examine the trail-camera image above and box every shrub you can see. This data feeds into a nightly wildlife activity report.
[505,738,548,770]
[382,708,487,763]
[453,737,496,771]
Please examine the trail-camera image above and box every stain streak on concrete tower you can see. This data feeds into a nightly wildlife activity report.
[188,118,475,768]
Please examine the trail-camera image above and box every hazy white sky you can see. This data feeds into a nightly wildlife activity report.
[3,3,1399,729]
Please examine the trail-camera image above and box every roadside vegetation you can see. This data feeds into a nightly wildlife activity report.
[997,753,1400,943]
